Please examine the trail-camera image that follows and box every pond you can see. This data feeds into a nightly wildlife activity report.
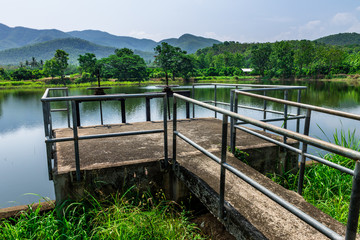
[0,81,359,208]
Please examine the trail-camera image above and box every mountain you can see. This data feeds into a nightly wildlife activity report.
[0,37,157,65]
[161,34,221,53]
[0,38,116,65]
[0,23,70,50]
[315,32,360,46]
[67,30,157,52]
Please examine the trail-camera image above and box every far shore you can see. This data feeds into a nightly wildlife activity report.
[1,75,360,90]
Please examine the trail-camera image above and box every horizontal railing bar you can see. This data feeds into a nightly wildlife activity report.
[236,115,305,125]
[235,125,354,176]
[303,153,355,176]
[236,90,360,121]
[234,125,302,154]
[50,108,68,112]
[41,92,166,102]
[241,87,307,92]
[173,93,360,161]
[45,129,164,143]
[175,131,221,164]
[78,129,164,140]
[223,162,343,240]
[193,83,307,90]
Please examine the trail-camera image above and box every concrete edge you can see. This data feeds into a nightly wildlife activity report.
[0,200,56,220]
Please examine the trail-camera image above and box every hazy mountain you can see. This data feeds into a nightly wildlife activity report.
[315,32,360,46]
[0,37,157,65]
[67,30,157,52]
[0,23,70,50]
[0,38,116,65]
[161,34,221,53]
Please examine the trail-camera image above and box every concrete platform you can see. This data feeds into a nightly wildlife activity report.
[53,118,348,239]
[54,118,297,175]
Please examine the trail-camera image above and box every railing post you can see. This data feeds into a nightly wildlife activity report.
[345,160,360,240]
[283,90,288,143]
[232,91,239,153]
[75,101,81,127]
[163,95,168,168]
[120,99,126,123]
[46,142,53,180]
[296,89,302,133]
[230,90,235,153]
[99,101,104,125]
[214,84,217,118]
[146,97,151,121]
[65,89,70,128]
[297,109,311,195]
[172,95,177,171]
[192,85,195,118]
[263,91,267,131]
[219,114,228,219]
[71,100,81,181]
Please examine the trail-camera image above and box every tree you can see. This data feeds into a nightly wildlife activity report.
[100,48,148,82]
[43,58,59,79]
[78,53,97,76]
[250,43,272,77]
[154,42,187,85]
[272,41,294,79]
[54,49,69,85]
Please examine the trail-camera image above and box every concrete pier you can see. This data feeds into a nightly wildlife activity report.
[52,117,347,239]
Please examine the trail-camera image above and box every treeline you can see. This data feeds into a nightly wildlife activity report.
[2,40,360,83]
[193,40,360,78]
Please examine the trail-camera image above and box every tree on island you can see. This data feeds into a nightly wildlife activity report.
[154,42,195,84]
[99,48,148,82]
[78,53,103,86]
[43,49,69,85]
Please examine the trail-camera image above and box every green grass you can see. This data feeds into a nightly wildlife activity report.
[0,188,206,239]
[270,129,360,228]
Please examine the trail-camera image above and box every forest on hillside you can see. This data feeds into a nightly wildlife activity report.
[2,38,360,82]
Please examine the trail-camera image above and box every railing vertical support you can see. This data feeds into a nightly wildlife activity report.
[99,101,104,125]
[46,142,53,180]
[231,92,239,153]
[71,101,81,181]
[230,90,235,153]
[172,96,177,171]
[219,114,228,219]
[163,96,168,168]
[65,89,70,128]
[214,84,217,118]
[192,85,195,118]
[263,91,267,131]
[283,90,288,143]
[120,99,126,123]
[296,90,302,133]
[146,97,151,121]
[297,109,311,195]
[345,160,360,240]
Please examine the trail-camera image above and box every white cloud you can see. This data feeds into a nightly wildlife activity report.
[357,6,360,11]
[331,12,357,26]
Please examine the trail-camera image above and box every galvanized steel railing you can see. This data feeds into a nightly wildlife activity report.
[41,89,169,181]
[173,92,360,240]
[192,83,307,133]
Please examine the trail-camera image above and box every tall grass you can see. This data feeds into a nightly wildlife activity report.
[270,129,360,228]
[0,188,206,239]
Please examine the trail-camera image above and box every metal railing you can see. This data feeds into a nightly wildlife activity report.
[192,83,307,134]
[173,92,360,240]
[41,90,169,181]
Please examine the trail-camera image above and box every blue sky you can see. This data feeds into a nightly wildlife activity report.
[1,0,360,42]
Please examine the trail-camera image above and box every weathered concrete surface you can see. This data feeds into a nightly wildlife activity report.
[176,151,348,240]
[0,201,55,219]
[53,118,298,175]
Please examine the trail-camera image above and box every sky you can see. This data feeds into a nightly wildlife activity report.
[1,0,360,42]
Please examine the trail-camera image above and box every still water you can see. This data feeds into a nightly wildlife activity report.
[0,81,359,208]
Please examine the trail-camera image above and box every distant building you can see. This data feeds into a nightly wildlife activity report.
[241,68,253,73]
